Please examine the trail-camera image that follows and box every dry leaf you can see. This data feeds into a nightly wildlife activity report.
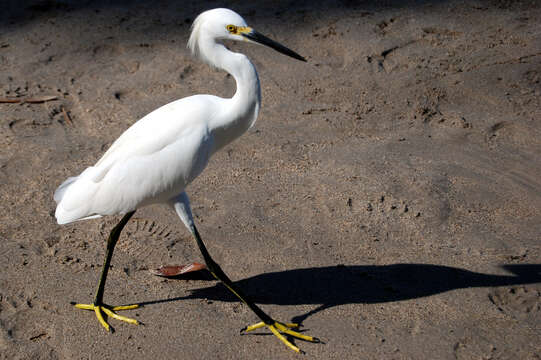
[61,106,73,125]
[150,263,207,277]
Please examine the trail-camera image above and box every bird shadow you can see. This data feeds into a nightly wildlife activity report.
[138,263,541,324]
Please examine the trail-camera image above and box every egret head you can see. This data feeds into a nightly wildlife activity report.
[188,8,306,63]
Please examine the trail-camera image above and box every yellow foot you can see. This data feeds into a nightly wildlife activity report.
[241,321,320,353]
[72,302,140,331]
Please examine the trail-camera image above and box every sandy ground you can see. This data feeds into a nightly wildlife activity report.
[1,0,540,359]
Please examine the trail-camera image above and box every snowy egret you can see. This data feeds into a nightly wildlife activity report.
[54,8,318,353]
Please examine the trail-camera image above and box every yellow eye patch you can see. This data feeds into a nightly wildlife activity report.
[226,25,252,35]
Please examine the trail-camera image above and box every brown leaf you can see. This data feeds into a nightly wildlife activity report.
[150,263,207,277]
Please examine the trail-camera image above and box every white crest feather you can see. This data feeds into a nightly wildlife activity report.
[187,11,205,59]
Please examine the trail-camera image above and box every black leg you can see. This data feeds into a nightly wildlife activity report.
[93,210,136,305]
[73,210,140,331]
[190,223,320,352]
[191,223,274,325]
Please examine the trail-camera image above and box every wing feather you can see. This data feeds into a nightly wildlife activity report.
[55,95,220,224]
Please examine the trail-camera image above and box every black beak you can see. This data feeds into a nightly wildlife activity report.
[242,30,306,62]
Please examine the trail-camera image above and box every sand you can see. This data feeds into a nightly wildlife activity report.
[1,0,540,359]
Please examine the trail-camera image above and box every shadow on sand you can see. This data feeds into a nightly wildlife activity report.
[138,263,541,323]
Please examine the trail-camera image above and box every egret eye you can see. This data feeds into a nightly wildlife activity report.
[226,24,237,33]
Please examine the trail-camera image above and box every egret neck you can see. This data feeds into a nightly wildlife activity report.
[201,41,261,154]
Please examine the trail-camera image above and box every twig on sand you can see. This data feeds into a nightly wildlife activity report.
[0,95,58,104]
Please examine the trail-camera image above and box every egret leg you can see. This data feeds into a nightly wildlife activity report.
[73,210,141,331]
[190,224,320,353]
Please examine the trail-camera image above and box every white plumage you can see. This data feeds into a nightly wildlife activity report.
[55,9,261,225]
[54,8,315,353]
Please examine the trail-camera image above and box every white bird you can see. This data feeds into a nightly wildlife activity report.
[54,8,318,353]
